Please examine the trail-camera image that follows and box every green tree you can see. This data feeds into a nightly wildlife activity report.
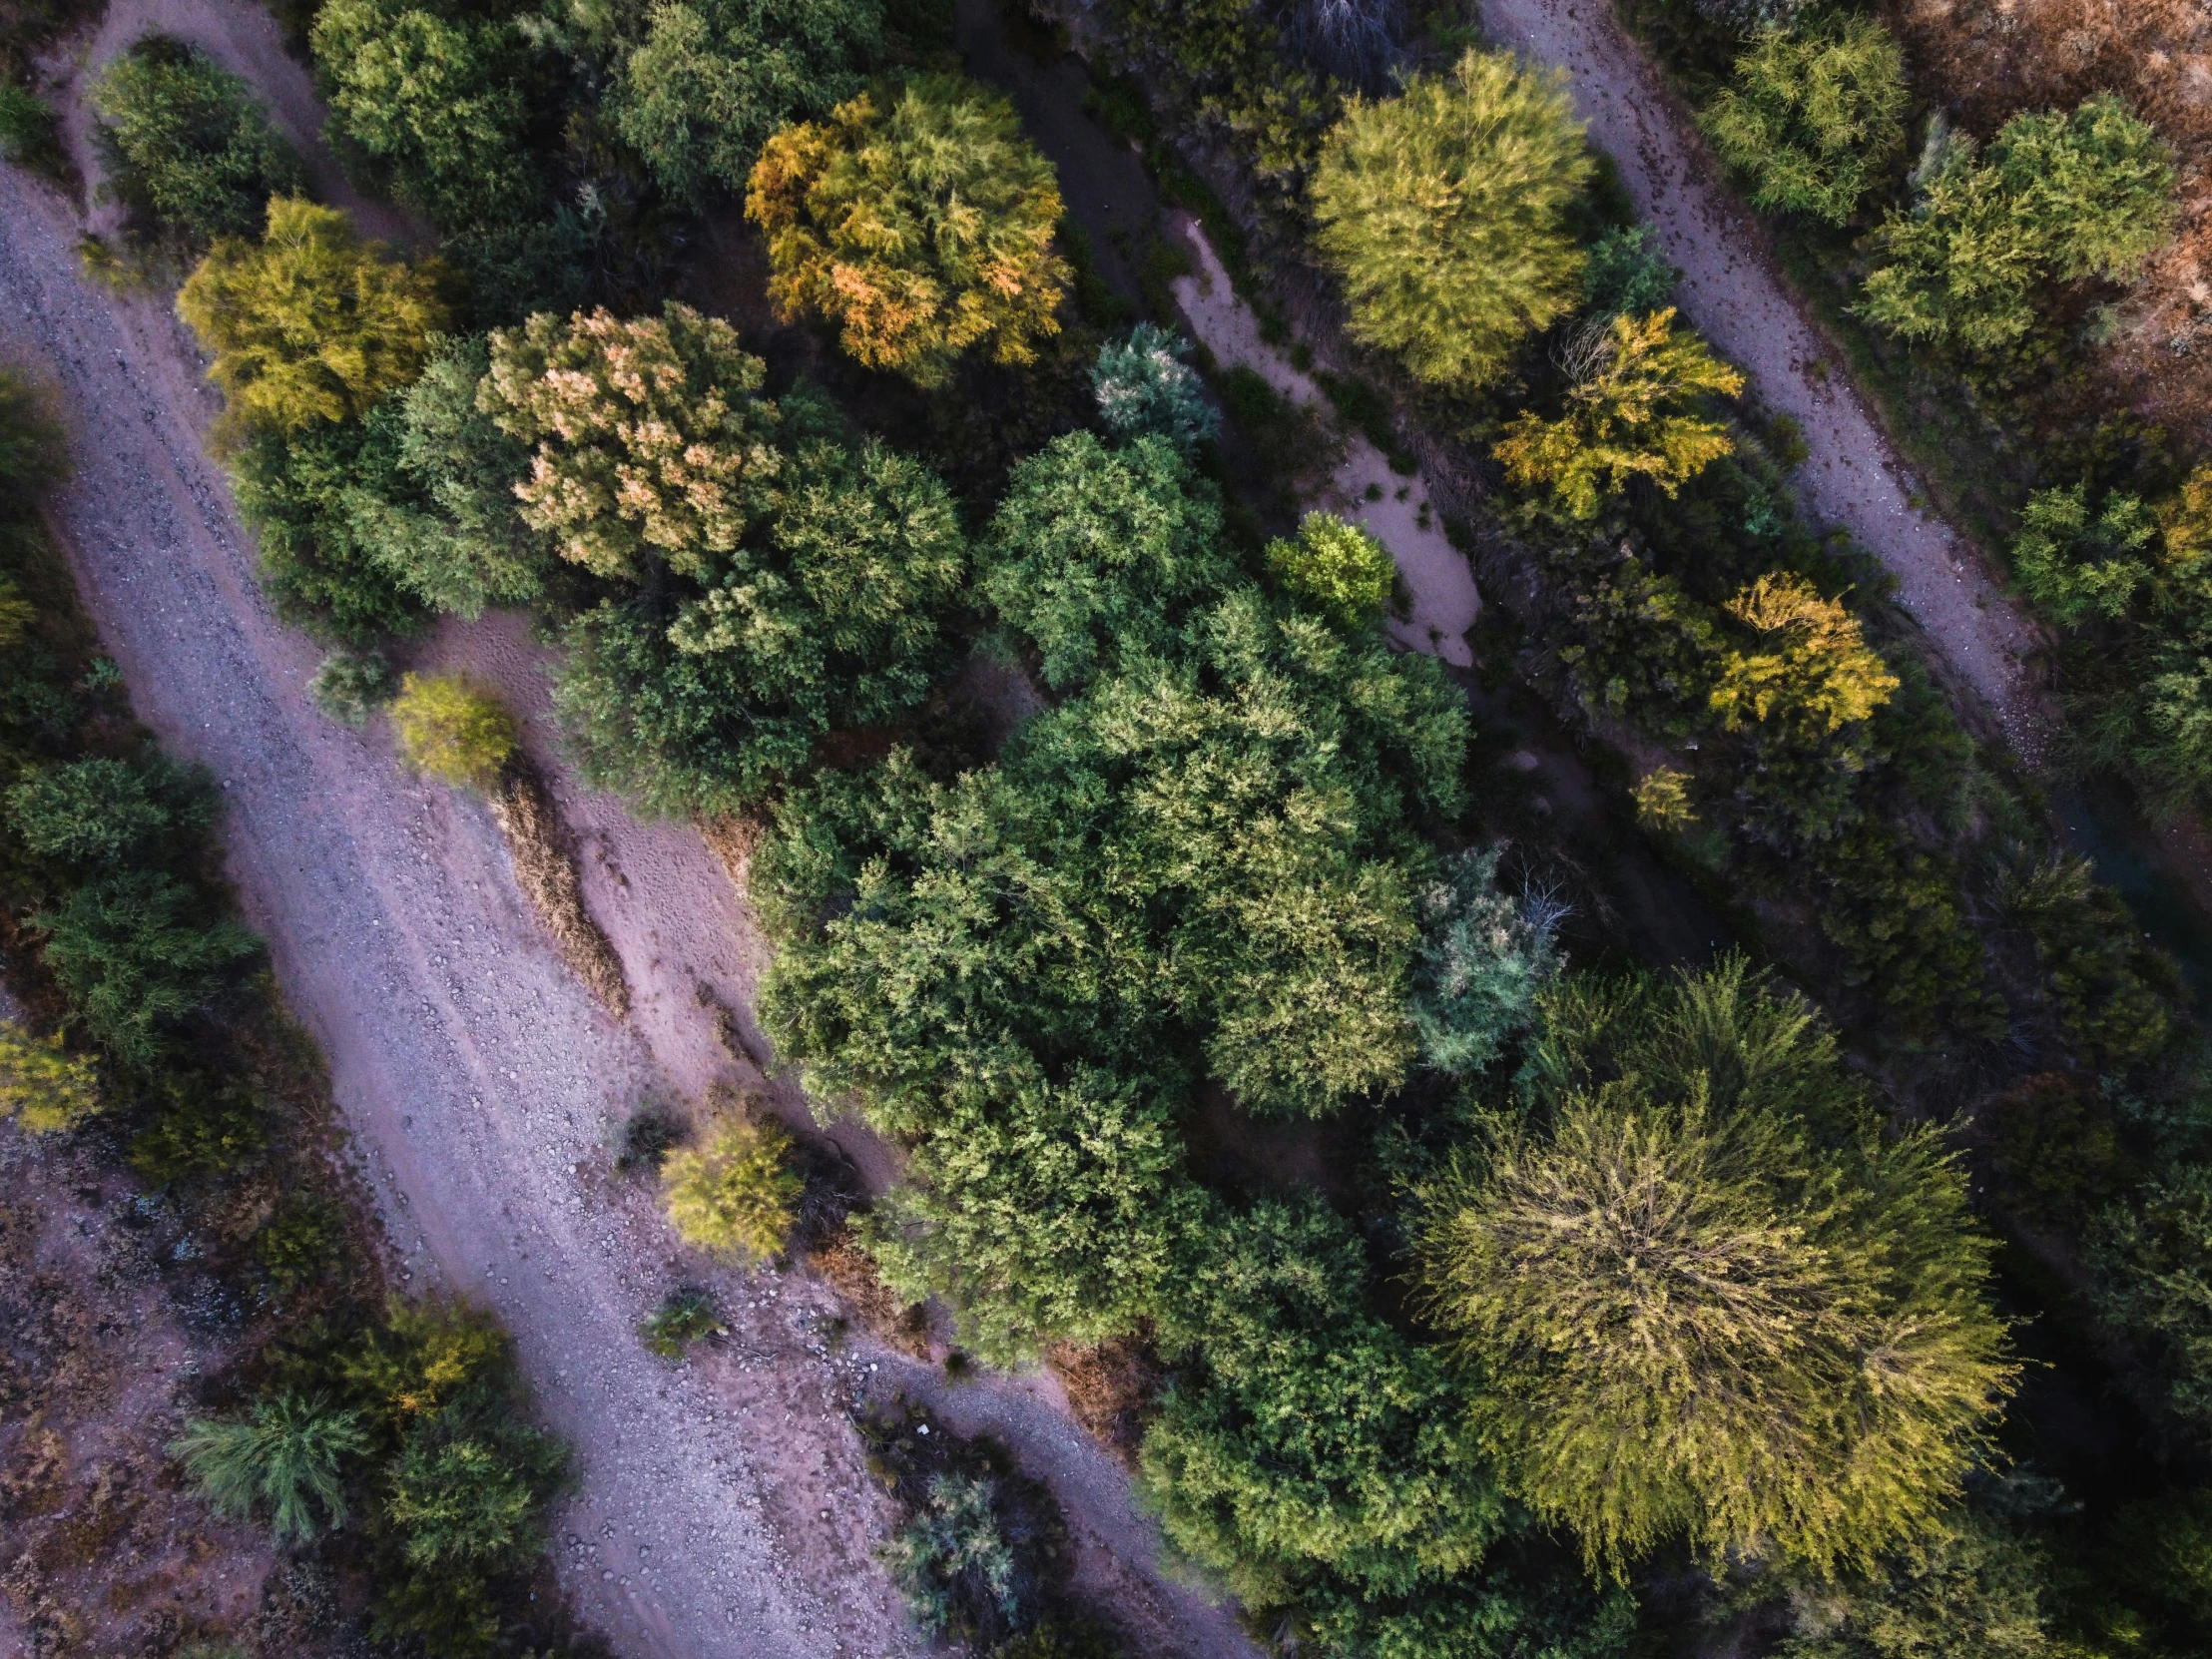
[389,672,517,792]
[0,1020,102,1134]
[980,429,1232,690]
[2009,484,2156,627]
[172,1391,368,1543]
[344,333,544,617]
[661,1113,802,1262]
[1311,49,1592,387]
[608,0,880,204]
[1701,18,1909,226]
[1581,225,1678,320]
[5,755,212,868]
[1263,510,1394,629]
[1778,1503,2063,1659]
[232,415,430,642]
[1417,962,2016,1576]
[1090,322,1219,453]
[90,36,303,246]
[2090,1163,2212,1437]
[747,74,1071,386]
[1407,845,1561,1078]
[1494,308,1745,518]
[33,868,260,1066]
[1861,96,2177,358]
[862,1060,1196,1363]
[177,199,449,437]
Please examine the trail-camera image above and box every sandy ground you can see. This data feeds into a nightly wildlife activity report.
[1473,0,2053,758]
[1169,223,1483,667]
[0,57,1257,1659]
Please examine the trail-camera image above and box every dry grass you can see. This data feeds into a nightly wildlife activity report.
[698,812,768,899]
[1884,0,2212,431]
[490,765,631,1019]
[807,1223,932,1359]
[1044,1335,1162,1464]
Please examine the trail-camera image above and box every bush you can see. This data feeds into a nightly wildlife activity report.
[661,1113,802,1262]
[33,868,261,1066]
[1090,322,1218,452]
[2009,484,2154,628]
[130,1074,270,1183]
[172,1391,368,1543]
[1700,18,1909,226]
[1581,225,1678,320]
[1311,49,1593,387]
[308,646,395,725]
[1261,510,1394,628]
[0,1019,101,1133]
[388,672,517,792]
[0,81,58,168]
[748,74,1071,386]
[5,754,212,868]
[878,1471,1043,1649]
[1417,962,2016,1576]
[176,199,449,437]
[1407,845,1562,1078]
[2090,1164,2212,1438]
[639,1286,725,1358]
[1494,308,1745,517]
[608,0,880,204]
[90,36,303,247]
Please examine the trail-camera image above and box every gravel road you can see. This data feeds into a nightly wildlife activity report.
[0,117,1252,1659]
[1475,0,2053,759]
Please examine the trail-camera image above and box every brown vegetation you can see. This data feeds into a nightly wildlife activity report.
[488,764,631,1019]
[698,812,768,900]
[1043,1334,1162,1463]
[1883,0,2212,429]
[808,1223,932,1359]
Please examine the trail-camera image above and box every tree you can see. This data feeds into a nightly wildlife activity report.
[344,333,544,618]
[479,302,782,583]
[1493,308,1745,518]
[1701,18,1909,226]
[608,0,880,204]
[177,199,449,437]
[1090,322,1219,452]
[2009,484,2155,627]
[1310,49,1592,387]
[747,74,1071,386]
[1778,1503,2063,1659]
[5,755,212,868]
[1581,225,1678,320]
[90,35,303,246]
[2090,1163,2212,1437]
[1263,511,1394,628]
[388,672,517,792]
[1861,96,2176,358]
[1407,845,1562,1078]
[33,869,261,1066]
[862,1060,1196,1363]
[1709,573,1900,735]
[1417,962,2016,1577]
[172,1391,368,1543]
[0,1020,101,1134]
[661,1113,801,1262]
[980,429,1232,690]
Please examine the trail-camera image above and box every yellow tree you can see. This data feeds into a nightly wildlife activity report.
[1493,308,1745,518]
[746,74,1069,387]
[388,672,518,792]
[176,198,447,436]
[1709,573,1899,734]
[663,1113,802,1262]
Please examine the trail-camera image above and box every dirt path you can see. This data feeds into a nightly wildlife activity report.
[0,117,1253,1659]
[1473,0,2051,758]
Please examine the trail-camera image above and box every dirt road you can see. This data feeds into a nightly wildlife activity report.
[1474,0,2051,758]
[0,108,1250,1659]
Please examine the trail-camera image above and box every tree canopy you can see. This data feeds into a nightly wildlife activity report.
[1311,49,1592,387]
[1417,962,2015,1577]
[747,74,1071,386]
[1701,18,1909,226]
[91,35,302,247]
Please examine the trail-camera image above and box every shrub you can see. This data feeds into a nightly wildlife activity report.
[1708,573,1900,736]
[1262,510,1394,628]
[1581,224,1679,320]
[0,81,58,167]
[878,1471,1040,1648]
[2009,484,2155,628]
[1700,18,1909,226]
[1418,962,2016,1576]
[90,36,303,247]
[5,754,212,868]
[1494,308,1745,517]
[388,672,517,792]
[308,646,395,725]
[639,1286,725,1358]
[0,1019,101,1133]
[1089,322,1218,452]
[1311,49,1593,387]
[1776,1503,2064,1659]
[2090,1163,2212,1437]
[747,74,1071,386]
[608,0,880,204]
[1632,766,1697,831]
[1406,845,1562,1077]
[176,199,449,437]
[33,869,261,1066]
[130,1075,270,1183]
[661,1113,802,1262]
[172,1391,368,1543]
